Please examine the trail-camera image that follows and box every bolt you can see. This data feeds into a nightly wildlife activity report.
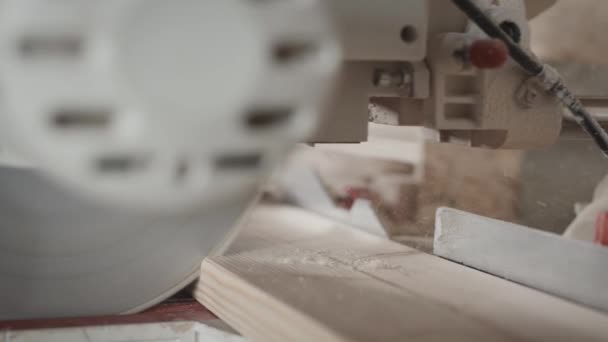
[516,78,542,109]
[525,88,538,103]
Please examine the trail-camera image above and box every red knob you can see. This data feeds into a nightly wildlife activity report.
[595,212,608,246]
[469,39,509,69]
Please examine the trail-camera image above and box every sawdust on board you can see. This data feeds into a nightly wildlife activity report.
[275,248,405,273]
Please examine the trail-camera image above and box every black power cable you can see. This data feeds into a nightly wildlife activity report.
[452,0,608,158]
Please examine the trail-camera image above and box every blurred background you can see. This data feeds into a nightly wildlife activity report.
[270,0,608,249]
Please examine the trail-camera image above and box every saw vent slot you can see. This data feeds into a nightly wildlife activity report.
[52,109,112,130]
[246,108,292,129]
[215,153,262,171]
[19,35,84,59]
[273,41,318,64]
[96,155,147,173]
[174,159,189,181]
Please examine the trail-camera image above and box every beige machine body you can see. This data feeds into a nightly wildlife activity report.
[317,0,562,151]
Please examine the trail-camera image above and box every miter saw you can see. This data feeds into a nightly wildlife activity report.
[0,0,600,320]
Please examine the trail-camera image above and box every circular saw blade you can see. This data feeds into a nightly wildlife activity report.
[0,167,249,320]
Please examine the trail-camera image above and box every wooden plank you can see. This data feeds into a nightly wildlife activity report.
[195,206,608,342]
[434,207,608,314]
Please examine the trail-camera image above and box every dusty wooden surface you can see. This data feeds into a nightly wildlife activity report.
[196,205,608,342]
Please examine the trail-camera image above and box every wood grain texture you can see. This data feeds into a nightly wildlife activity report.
[435,207,608,313]
[196,206,608,342]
